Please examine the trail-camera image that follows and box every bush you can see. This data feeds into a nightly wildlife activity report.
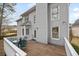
[0,36,3,40]
[71,43,79,55]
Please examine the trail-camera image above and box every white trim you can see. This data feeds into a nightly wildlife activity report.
[51,5,60,21]
[51,26,60,40]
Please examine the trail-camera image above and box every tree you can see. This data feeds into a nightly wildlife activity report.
[69,24,73,43]
[0,3,16,39]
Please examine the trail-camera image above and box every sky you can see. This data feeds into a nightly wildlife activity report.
[69,3,79,24]
[9,3,79,25]
[9,3,35,25]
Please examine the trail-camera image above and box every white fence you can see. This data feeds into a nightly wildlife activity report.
[4,38,27,56]
[64,37,78,56]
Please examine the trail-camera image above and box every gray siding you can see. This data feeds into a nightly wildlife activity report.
[17,3,69,46]
[48,3,69,46]
[36,3,48,44]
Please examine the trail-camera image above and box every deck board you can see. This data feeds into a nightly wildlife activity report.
[23,40,66,56]
[0,39,66,56]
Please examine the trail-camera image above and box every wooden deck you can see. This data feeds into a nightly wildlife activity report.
[0,39,66,56]
[23,40,66,56]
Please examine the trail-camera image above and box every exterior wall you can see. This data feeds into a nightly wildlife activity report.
[48,3,69,46]
[36,3,48,44]
[17,3,69,46]
[28,11,36,40]
[17,10,36,40]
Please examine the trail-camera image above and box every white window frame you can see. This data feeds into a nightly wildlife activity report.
[25,16,29,22]
[51,6,60,21]
[26,28,29,35]
[22,17,26,23]
[51,26,60,40]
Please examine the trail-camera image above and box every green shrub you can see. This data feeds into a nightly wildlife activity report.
[71,43,79,55]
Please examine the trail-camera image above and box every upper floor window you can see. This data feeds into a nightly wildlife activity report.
[23,16,29,22]
[51,6,60,21]
[26,17,29,22]
[34,15,36,24]
[22,17,26,23]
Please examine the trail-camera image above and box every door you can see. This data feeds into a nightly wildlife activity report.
[34,30,36,38]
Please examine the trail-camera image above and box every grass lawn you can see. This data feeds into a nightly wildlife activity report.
[71,36,79,46]
[71,36,79,55]
[71,43,79,54]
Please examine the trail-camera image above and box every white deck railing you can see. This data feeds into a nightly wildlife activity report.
[4,38,27,56]
[64,37,78,56]
[4,37,78,56]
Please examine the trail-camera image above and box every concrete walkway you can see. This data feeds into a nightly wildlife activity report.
[23,40,66,56]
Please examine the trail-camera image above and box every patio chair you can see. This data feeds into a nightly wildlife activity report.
[18,37,27,49]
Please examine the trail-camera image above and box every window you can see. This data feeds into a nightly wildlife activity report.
[34,30,36,38]
[22,28,24,35]
[51,6,60,20]
[34,15,36,24]
[26,29,29,35]
[26,17,29,21]
[52,27,59,38]
[25,17,29,22]
[22,17,26,23]
[23,17,25,20]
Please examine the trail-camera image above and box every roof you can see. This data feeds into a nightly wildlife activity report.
[16,17,22,22]
[72,19,79,27]
[16,5,36,22]
[21,5,36,16]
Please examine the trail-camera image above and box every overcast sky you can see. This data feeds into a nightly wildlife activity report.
[8,3,79,25]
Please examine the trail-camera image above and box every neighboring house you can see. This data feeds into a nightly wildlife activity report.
[72,19,79,37]
[17,3,69,46]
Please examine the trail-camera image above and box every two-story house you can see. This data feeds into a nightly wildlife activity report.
[17,3,69,46]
